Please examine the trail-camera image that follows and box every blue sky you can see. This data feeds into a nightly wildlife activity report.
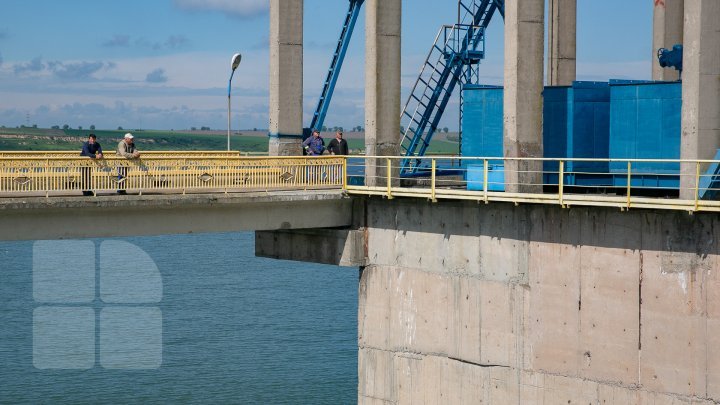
[0,0,652,131]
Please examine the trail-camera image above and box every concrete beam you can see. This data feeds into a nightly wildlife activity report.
[547,0,577,86]
[679,0,720,199]
[365,0,401,186]
[255,228,366,267]
[0,191,352,241]
[652,0,684,81]
[503,0,545,193]
[269,0,303,156]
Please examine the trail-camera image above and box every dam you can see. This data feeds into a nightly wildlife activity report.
[1,0,719,403]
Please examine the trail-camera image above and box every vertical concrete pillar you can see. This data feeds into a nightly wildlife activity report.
[365,0,401,187]
[679,0,720,199]
[269,0,303,156]
[652,0,684,81]
[503,0,545,193]
[547,0,576,86]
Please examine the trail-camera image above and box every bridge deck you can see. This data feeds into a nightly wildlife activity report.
[0,190,352,241]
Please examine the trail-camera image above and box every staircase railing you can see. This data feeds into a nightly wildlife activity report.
[399,0,502,174]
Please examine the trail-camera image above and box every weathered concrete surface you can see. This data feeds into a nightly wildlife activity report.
[679,0,720,199]
[255,228,366,267]
[269,0,303,156]
[365,0,401,187]
[358,197,720,403]
[547,0,576,86]
[652,0,684,81]
[503,0,544,192]
[0,191,351,241]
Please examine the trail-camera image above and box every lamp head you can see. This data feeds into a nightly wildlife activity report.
[231,53,242,71]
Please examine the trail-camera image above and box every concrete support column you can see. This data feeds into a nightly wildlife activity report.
[652,0,684,81]
[365,0,401,187]
[679,0,720,199]
[269,0,303,156]
[503,0,545,193]
[547,0,576,86]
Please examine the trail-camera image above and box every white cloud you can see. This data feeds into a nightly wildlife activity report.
[173,0,268,18]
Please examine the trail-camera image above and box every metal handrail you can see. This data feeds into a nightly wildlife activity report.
[345,156,720,213]
[0,155,344,197]
[0,150,247,158]
[2,154,719,213]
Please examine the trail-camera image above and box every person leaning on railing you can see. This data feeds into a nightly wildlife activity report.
[302,130,325,156]
[80,133,103,196]
[116,133,140,195]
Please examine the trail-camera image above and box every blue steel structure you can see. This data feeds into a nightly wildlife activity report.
[303,0,364,140]
[399,0,504,175]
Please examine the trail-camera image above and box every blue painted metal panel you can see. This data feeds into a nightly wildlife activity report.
[543,81,610,176]
[467,164,504,191]
[461,85,503,158]
[609,81,681,180]
[542,86,570,175]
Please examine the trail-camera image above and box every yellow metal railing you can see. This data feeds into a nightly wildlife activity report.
[0,156,344,196]
[0,150,247,158]
[2,153,720,213]
[344,156,720,213]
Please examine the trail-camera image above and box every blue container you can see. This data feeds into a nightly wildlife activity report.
[608,80,681,178]
[461,84,503,158]
[543,81,610,178]
[467,164,505,191]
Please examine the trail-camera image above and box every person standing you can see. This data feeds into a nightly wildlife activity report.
[327,131,349,155]
[116,133,140,194]
[80,133,103,196]
[302,130,325,156]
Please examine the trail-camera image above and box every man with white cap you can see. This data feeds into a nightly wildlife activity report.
[116,133,141,194]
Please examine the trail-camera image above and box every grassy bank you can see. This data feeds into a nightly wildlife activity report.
[0,127,461,155]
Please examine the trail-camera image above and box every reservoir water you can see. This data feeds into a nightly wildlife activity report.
[0,232,358,404]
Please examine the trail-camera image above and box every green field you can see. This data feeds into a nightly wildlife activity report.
[0,127,461,155]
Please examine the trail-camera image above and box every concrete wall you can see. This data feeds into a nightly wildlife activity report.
[679,0,720,199]
[652,0,684,81]
[269,0,303,156]
[365,0,401,187]
[358,197,720,404]
[547,0,576,86]
[503,0,545,193]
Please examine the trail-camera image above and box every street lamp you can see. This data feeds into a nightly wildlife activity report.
[227,53,242,151]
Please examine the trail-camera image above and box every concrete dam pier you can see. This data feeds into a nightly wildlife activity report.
[270,0,720,400]
[259,198,720,403]
[355,199,719,403]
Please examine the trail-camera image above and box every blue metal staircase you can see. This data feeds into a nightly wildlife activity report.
[304,0,364,139]
[400,0,504,174]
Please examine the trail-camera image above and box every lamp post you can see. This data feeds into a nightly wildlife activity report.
[227,53,242,151]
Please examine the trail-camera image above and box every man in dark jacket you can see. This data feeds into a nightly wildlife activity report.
[80,134,103,196]
[327,131,349,155]
[81,133,103,158]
